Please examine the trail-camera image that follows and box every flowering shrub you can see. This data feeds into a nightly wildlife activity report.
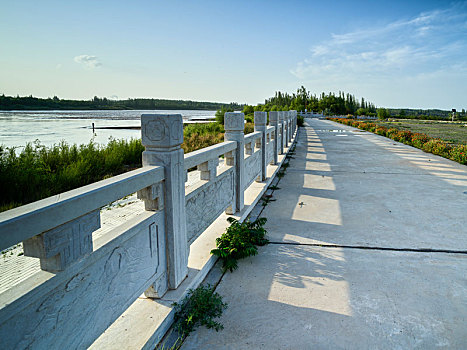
[449,145,467,165]
[421,139,450,157]
[375,126,388,136]
[411,133,431,148]
[386,128,399,139]
[394,130,413,144]
[327,118,466,166]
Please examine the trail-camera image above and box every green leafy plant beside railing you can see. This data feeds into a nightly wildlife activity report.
[211,217,268,272]
[172,284,227,337]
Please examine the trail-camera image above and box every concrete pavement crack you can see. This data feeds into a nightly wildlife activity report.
[268,241,467,255]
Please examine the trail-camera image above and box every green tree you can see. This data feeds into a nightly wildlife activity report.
[377,108,390,120]
[356,108,368,116]
[215,106,233,124]
[242,105,254,115]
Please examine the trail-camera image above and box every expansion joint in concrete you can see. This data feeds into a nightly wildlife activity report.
[268,241,467,255]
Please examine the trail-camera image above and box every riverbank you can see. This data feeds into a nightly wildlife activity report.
[0,110,218,149]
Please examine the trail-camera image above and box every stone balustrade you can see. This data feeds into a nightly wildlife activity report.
[0,110,298,349]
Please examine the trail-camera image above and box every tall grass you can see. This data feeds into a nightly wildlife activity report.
[0,122,256,212]
[0,138,144,212]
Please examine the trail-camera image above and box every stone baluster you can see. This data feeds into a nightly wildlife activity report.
[254,111,267,182]
[245,141,253,155]
[224,112,245,213]
[23,210,99,272]
[140,114,188,290]
[198,159,218,181]
[269,111,279,165]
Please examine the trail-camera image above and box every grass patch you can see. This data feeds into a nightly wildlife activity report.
[374,120,467,146]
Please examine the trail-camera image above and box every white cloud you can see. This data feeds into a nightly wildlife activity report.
[74,55,102,69]
[291,3,467,86]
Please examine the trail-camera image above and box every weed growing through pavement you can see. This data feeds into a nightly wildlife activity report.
[172,284,227,337]
[211,217,268,272]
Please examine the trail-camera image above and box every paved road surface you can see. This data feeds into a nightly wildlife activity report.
[181,119,467,349]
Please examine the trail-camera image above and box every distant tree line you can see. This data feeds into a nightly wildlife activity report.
[240,86,466,121]
[0,94,243,111]
[241,86,377,116]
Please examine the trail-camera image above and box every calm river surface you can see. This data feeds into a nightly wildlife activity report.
[0,110,216,150]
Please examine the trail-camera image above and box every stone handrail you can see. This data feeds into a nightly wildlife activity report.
[184,140,236,171]
[0,165,164,253]
[244,130,261,143]
[0,110,298,349]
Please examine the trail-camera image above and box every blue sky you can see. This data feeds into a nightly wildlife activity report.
[0,0,466,109]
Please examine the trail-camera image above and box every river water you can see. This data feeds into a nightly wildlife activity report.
[0,110,216,150]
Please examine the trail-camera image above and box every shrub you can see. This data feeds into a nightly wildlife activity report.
[244,122,254,134]
[375,126,388,136]
[394,130,413,144]
[449,145,467,165]
[172,284,227,337]
[411,133,431,149]
[297,115,304,127]
[0,138,144,211]
[211,217,268,272]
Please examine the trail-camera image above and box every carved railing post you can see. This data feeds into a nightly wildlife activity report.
[269,111,279,163]
[140,114,188,290]
[292,110,297,134]
[224,112,245,213]
[278,111,285,154]
[254,111,267,181]
[288,112,292,142]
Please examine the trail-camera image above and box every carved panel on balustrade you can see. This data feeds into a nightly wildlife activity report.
[266,141,274,165]
[0,211,165,350]
[244,150,261,190]
[185,168,234,244]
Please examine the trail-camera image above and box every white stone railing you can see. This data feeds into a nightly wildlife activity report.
[0,110,298,349]
[0,165,166,349]
[184,140,237,244]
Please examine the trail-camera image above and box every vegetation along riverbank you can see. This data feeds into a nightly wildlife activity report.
[0,121,254,212]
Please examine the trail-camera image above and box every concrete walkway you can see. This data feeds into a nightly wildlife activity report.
[181,119,467,349]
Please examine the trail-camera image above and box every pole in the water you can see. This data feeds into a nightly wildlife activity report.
[92,122,95,133]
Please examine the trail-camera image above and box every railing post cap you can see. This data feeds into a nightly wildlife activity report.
[254,111,267,126]
[141,114,183,148]
[269,111,279,122]
[224,112,245,132]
